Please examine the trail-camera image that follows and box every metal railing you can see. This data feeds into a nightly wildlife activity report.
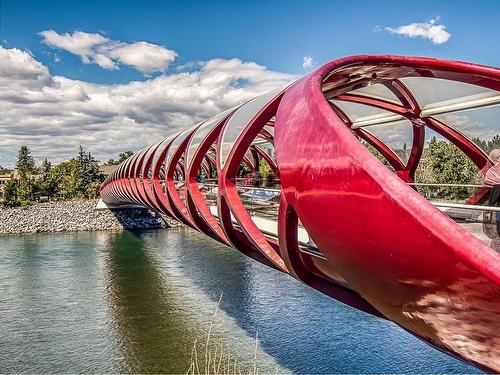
[407,182,488,188]
[189,179,500,225]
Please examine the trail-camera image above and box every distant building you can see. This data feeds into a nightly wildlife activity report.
[0,170,18,201]
[99,164,117,178]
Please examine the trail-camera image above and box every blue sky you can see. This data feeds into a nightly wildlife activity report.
[0,0,499,165]
[2,0,499,83]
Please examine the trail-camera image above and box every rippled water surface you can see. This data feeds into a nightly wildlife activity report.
[0,228,482,373]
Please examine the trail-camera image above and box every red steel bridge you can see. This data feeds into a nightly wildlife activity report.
[100,55,500,372]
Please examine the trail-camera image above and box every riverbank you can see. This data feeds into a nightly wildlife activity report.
[0,200,178,235]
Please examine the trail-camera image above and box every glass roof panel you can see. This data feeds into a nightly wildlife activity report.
[433,104,500,155]
[349,83,401,104]
[152,134,178,174]
[331,99,403,127]
[165,126,198,174]
[186,108,233,168]
[220,88,281,168]
[331,99,386,120]
[141,143,160,178]
[363,119,414,164]
[423,125,446,143]
[399,77,490,110]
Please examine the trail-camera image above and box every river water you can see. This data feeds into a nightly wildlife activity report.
[0,228,481,373]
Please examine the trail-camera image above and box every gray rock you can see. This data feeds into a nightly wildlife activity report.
[0,201,180,235]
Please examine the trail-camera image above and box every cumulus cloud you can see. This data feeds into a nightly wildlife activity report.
[39,30,177,74]
[0,46,294,166]
[302,55,314,70]
[383,18,451,45]
[39,30,109,62]
[436,113,497,141]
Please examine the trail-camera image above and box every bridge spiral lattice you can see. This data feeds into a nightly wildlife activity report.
[100,55,500,372]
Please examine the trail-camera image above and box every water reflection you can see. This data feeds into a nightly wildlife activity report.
[103,231,196,373]
[102,230,283,374]
[0,232,114,373]
[0,229,483,374]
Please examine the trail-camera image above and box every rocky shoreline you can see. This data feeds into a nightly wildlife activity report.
[0,201,179,235]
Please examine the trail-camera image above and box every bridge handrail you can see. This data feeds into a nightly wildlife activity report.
[408,182,489,188]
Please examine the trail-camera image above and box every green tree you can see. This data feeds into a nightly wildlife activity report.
[395,142,409,163]
[41,158,52,180]
[118,151,133,164]
[107,151,134,165]
[363,141,396,172]
[77,145,102,198]
[3,180,17,206]
[15,145,36,204]
[44,146,103,200]
[38,158,55,198]
[487,135,500,153]
[16,146,35,177]
[415,137,482,201]
[472,135,500,154]
[49,159,81,199]
[259,158,272,177]
[85,180,102,199]
[237,162,251,177]
[472,137,488,152]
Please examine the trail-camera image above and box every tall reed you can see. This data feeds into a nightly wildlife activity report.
[186,294,269,375]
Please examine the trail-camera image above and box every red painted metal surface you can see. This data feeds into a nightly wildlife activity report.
[100,55,500,372]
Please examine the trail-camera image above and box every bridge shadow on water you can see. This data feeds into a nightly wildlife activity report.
[106,207,165,230]
[103,230,198,373]
[103,228,482,374]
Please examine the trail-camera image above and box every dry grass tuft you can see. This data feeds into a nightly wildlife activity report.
[186,293,270,375]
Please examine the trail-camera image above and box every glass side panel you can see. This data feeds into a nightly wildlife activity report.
[130,150,142,177]
[141,143,159,180]
[244,149,255,166]
[255,142,275,161]
[137,152,148,184]
[186,108,234,168]
[263,125,274,137]
[414,127,483,202]
[152,134,178,175]
[363,119,413,164]
[165,127,197,178]
[360,139,396,173]
[349,83,401,104]
[220,88,282,168]
[411,127,497,249]
[399,77,489,109]
[433,104,500,155]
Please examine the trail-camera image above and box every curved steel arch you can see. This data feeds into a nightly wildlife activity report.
[100,55,500,372]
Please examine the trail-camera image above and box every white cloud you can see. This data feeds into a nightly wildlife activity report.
[39,30,177,74]
[103,41,177,75]
[302,55,314,70]
[384,18,451,45]
[0,46,54,89]
[0,46,294,166]
[39,30,109,63]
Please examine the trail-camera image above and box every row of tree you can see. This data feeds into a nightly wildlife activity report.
[2,146,132,207]
[3,135,495,206]
[415,137,483,201]
[366,136,488,201]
